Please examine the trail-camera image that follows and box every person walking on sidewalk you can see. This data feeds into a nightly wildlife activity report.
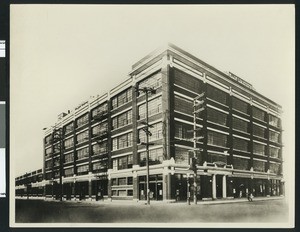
[248,192,254,202]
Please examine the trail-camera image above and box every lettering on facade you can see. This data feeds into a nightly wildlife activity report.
[227,72,253,90]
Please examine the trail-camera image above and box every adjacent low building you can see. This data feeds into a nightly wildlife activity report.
[16,43,284,202]
[15,169,43,197]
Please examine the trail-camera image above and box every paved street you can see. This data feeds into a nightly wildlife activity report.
[15,198,288,224]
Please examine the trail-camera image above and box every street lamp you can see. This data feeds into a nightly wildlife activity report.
[135,86,156,205]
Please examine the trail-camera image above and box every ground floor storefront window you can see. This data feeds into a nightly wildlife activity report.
[138,174,163,201]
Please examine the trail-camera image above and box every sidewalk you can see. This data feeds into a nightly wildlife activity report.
[16,195,284,206]
[84,196,285,206]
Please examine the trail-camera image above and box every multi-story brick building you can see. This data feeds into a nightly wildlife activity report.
[40,43,283,202]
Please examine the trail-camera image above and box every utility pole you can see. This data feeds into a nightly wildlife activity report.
[135,86,156,205]
[53,127,64,201]
[189,92,206,205]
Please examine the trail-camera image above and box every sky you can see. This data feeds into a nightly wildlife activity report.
[10,4,294,203]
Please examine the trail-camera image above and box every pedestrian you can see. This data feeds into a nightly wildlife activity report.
[175,189,180,202]
[248,193,253,202]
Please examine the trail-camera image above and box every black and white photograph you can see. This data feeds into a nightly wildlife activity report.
[9,4,295,228]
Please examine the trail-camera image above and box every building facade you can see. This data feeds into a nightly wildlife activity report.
[19,44,284,202]
[15,169,44,197]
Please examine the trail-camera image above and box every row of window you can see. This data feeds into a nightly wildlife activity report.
[174,92,281,126]
[173,148,280,174]
[63,161,107,177]
[111,148,164,171]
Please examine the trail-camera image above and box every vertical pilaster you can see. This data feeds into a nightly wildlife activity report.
[163,167,171,201]
[132,171,138,201]
[73,180,76,200]
[202,74,208,164]
[266,179,271,197]
[107,177,112,200]
[161,55,172,160]
[249,98,254,170]
[266,109,270,172]
[228,88,233,165]
[212,174,216,199]
[131,81,139,165]
[88,178,92,201]
[107,99,112,170]
[88,111,93,174]
[222,175,227,198]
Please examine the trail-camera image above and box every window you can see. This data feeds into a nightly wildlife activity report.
[128,190,133,196]
[207,108,227,126]
[112,179,117,185]
[174,95,193,115]
[207,131,227,147]
[253,142,266,156]
[118,156,128,170]
[174,69,201,93]
[232,117,248,133]
[92,162,106,172]
[92,122,108,136]
[92,142,107,156]
[232,97,248,114]
[233,137,249,152]
[77,165,89,175]
[92,103,108,119]
[45,147,53,157]
[175,147,190,165]
[112,159,118,171]
[253,160,266,172]
[175,122,193,139]
[45,160,52,169]
[253,124,265,138]
[207,152,227,164]
[138,72,162,95]
[269,131,280,143]
[64,168,74,177]
[118,178,127,185]
[139,122,162,143]
[76,130,89,144]
[64,153,74,163]
[140,148,164,166]
[269,115,280,128]
[252,107,265,121]
[45,135,52,145]
[117,132,132,149]
[76,113,89,127]
[112,97,118,109]
[233,157,249,170]
[269,162,280,174]
[207,85,228,105]
[112,110,132,129]
[77,147,89,160]
[127,177,133,185]
[111,88,132,109]
[138,97,162,119]
[112,154,134,170]
[64,137,74,149]
[269,146,280,158]
[64,122,74,135]
[128,155,133,168]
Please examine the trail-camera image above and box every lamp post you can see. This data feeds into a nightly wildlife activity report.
[135,86,156,205]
